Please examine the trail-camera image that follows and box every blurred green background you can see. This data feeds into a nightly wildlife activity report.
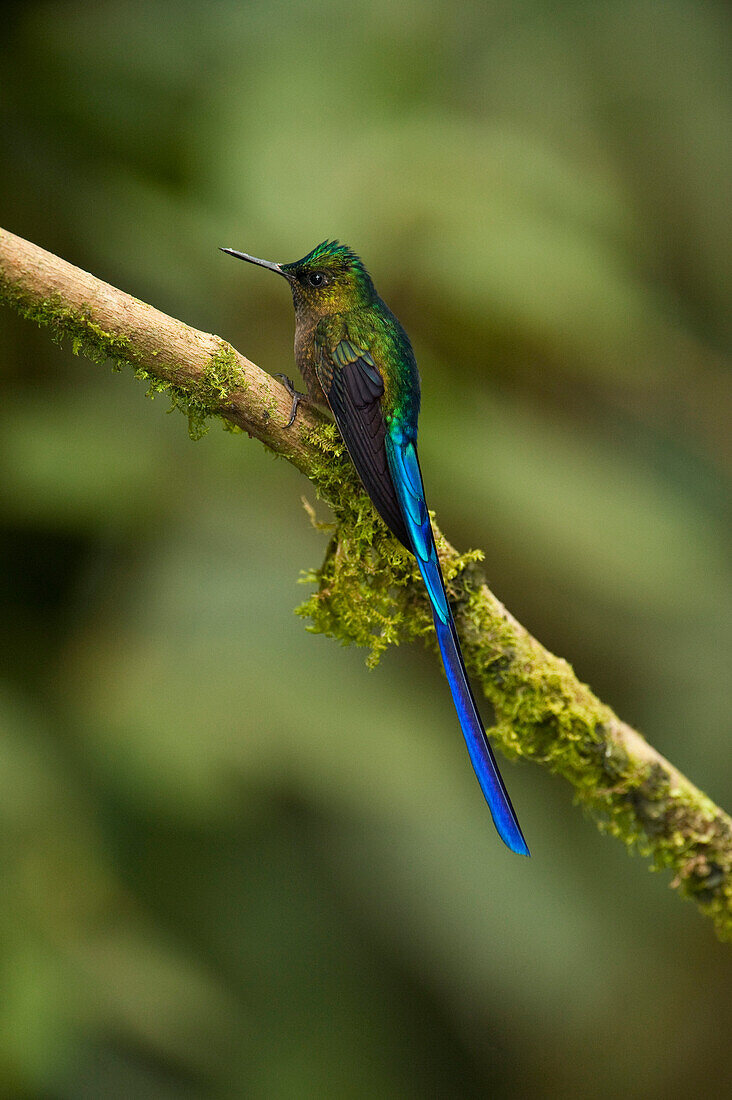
[1,1,731,1096]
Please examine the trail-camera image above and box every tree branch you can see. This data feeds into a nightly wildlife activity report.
[2,226,730,940]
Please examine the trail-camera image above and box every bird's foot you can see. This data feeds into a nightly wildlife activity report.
[274,373,308,427]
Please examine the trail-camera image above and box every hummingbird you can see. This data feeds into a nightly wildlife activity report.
[221,240,529,856]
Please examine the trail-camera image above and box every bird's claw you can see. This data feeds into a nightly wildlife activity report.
[274,373,307,427]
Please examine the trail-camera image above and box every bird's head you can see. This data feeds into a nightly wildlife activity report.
[221,240,376,318]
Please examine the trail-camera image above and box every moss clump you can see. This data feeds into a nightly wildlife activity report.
[204,342,245,401]
[302,420,351,497]
[296,425,484,667]
[297,521,482,668]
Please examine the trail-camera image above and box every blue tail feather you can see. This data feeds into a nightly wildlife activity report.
[386,433,529,856]
[433,612,529,856]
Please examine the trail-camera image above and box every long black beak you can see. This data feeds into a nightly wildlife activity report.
[219,247,287,277]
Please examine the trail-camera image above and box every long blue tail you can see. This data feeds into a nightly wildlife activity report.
[432,611,529,855]
[387,432,529,856]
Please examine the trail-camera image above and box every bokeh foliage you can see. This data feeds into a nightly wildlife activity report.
[1,1,730,1096]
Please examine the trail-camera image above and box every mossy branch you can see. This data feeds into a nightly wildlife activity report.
[1,226,730,940]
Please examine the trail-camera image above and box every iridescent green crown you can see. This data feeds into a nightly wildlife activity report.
[282,240,366,273]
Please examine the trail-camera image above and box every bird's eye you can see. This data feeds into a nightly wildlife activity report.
[307,271,327,288]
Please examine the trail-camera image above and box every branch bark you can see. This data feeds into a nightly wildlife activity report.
[2,226,730,939]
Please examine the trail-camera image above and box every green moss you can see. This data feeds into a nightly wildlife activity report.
[297,418,482,666]
[0,283,137,370]
[140,340,244,440]
[205,342,245,400]
[0,277,246,440]
[302,420,350,497]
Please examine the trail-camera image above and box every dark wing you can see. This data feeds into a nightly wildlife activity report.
[315,336,409,546]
